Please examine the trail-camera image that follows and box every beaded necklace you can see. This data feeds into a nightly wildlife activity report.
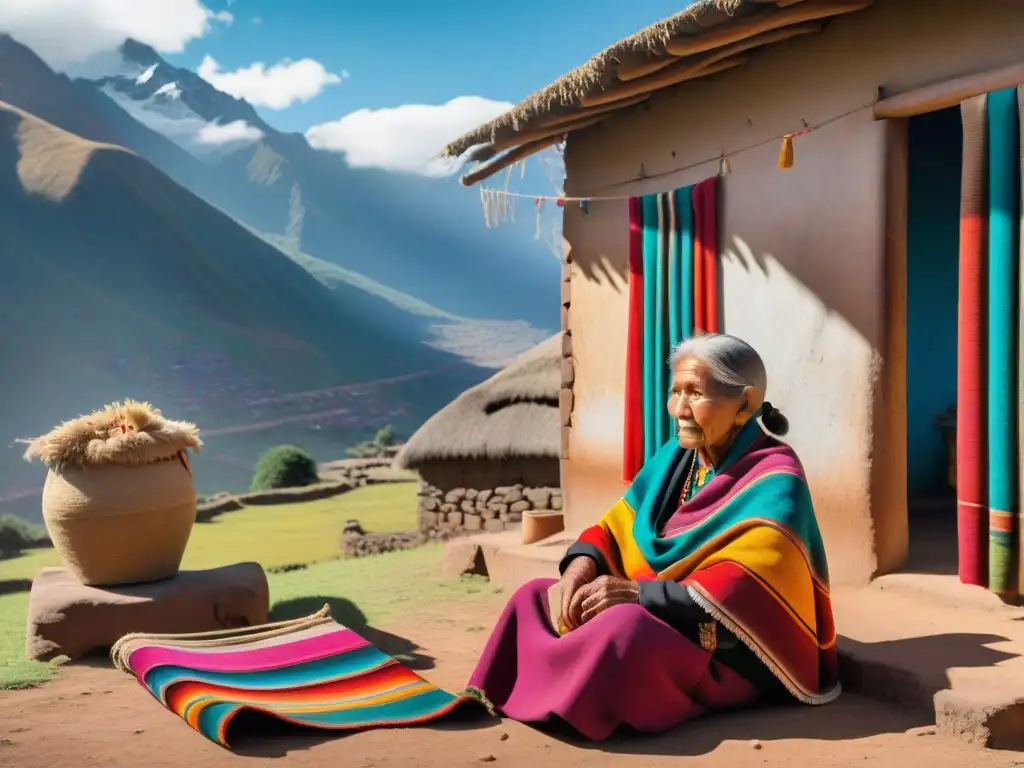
[678,453,706,506]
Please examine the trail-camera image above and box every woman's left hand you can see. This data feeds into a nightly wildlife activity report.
[569,575,640,625]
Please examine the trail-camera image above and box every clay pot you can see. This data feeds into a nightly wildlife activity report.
[521,510,565,546]
[42,454,197,586]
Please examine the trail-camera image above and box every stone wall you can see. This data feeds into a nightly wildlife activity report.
[415,457,560,495]
[417,482,563,537]
[196,468,413,522]
[342,530,425,559]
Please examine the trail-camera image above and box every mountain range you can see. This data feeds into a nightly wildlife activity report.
[0,34,559,522]
[78,38,560,323]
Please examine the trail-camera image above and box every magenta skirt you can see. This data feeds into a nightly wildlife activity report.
[467,578,759,741]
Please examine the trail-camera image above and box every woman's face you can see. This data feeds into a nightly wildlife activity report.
[667,357,752,452]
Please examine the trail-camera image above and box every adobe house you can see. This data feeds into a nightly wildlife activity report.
[395,335,563,538]
[443,0,1024,592]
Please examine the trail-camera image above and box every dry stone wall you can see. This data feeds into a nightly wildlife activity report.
[417,482,563,537]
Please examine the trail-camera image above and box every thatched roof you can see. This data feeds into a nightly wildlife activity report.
[395,335,561,467]
[442,0,874,185]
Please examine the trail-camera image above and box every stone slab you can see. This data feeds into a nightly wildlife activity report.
[441,539,488,578]
[444,529,567,585]
[26,562,269,662]
[833,579,1024,750]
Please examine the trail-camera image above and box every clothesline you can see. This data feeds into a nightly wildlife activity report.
[478,101,876,204]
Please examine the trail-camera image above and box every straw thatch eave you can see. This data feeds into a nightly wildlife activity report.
[395,335,561,468]
[442,0,874,185]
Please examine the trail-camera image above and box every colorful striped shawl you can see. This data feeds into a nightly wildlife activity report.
[577,417,839,705]
[112,610,490,748]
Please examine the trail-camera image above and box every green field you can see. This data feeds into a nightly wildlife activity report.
[0,482,418,583]
[0,481,462,690]
[0,544,503,690]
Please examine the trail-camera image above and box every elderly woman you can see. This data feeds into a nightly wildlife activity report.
[466,332,839,740]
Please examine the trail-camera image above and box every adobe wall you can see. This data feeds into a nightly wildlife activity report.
[560,0,1024,585]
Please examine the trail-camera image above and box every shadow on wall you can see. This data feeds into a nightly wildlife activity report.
[562,114,889,351]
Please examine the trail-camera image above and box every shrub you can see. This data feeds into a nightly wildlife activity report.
[346,442,379,458]
[373,424,395,448]
[0,515,46,558]
[251,445,319,492]
[346,425,398,459]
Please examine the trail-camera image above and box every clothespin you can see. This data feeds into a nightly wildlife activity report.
[778,135,794,170]
[780,124,813,171]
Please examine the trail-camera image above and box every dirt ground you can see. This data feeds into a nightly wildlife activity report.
[2,603,1023,768]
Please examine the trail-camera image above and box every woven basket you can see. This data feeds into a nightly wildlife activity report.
[23,400,202,587]
[42,456,197,586]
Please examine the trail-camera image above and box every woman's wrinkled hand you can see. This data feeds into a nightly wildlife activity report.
[569,575,639,626]
[558,556,597,631]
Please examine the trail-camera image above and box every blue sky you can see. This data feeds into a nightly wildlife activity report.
[0,0,690,177]
[166,0,690,134]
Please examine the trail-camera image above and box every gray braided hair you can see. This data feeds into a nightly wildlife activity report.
[669,331,789,436]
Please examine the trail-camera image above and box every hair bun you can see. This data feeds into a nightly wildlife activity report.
[760,401,790,436]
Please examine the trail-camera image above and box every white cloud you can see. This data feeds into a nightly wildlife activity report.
[0,0,233,69]
[196,119,263,146]
[212,9,233,25]
[197,55,343,110]
[251,15,262,24]
[305,96,514,177]
[100,84,262,155]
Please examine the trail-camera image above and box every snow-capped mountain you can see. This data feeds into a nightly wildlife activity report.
[65,39,560,329]
[0,33,567,518]
[0,34,501,517]
[91,40,269,157]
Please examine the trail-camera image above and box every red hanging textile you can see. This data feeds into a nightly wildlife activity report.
[692,177,720,333]
[956,95,989,587]
[622,197,646,483]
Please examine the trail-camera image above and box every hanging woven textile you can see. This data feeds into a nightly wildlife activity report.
[692,176,720,333]
[622,177,719,482]
[622,198,646,483]
[1017,85,1024,597]
[957,94,989,589]
[985,87,1021,599]
[956,87,1022,599]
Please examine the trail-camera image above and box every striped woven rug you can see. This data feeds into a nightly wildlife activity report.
[111,605,492,749]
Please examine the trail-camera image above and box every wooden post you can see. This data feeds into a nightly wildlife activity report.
[870,117,910,577]
[560,250,574,457]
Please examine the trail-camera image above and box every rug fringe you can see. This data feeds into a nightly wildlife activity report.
[110,604,335,674]
[459,686,498,717]
[685,585,841,706]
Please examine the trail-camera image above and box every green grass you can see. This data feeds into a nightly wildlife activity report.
[267,544,504,626]
[0,543,503,691]
[0,483,418,583]
[0,591,53,689]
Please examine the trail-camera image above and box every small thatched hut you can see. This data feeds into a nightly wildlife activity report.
[396,335,563,537]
